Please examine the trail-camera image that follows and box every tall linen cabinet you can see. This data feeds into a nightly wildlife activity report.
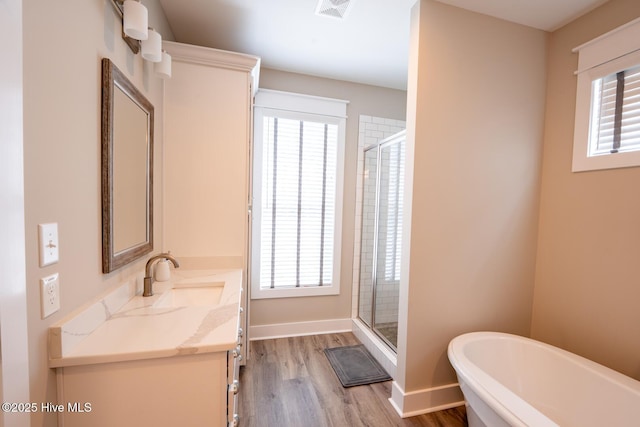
[163,41,260,365]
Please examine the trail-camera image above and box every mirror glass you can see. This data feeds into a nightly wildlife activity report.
[102,58,154,273]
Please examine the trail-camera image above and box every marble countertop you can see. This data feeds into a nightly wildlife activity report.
[48,269,242,368]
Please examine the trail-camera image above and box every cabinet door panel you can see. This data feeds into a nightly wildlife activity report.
[164,62,250,257]
[58,353,227,427]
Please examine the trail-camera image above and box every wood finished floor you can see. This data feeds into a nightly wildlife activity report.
[238,333,467,427]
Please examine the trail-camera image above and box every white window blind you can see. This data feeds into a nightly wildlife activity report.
[382,140,404,282]
[589,64,640,156]
[259,116,337,289]
[251,89,347,299]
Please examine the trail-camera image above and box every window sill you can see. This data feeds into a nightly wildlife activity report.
[572,150,640,172]
[250,285,340,300]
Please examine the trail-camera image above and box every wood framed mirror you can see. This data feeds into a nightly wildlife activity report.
[101,58,154,273]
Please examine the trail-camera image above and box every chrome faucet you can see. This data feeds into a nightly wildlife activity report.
[143,252,180,297]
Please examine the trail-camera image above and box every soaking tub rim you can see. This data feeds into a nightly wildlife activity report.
[449,331,640,392]
[448,331,640,427]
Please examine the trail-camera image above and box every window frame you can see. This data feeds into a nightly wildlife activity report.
[572,17,640,172]
[251,89,348,300]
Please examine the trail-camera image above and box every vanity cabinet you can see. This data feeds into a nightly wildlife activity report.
[163,41,259,366]
[50,269,244,427]
[56,349,241,427]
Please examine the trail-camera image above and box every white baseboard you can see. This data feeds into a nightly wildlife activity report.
[389,380,465,418]
[249,318,353,341]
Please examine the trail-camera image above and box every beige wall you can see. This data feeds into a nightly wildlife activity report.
[395,0,547,410]
[251,69,407,326]
[22,1,173,425]
[531,0,640,381]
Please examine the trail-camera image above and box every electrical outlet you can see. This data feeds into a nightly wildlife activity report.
[40,273,60,318]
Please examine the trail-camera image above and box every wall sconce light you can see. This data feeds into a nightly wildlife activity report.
[109,0,171,78]
[123,0,148,40]
[141,28,162,62]
[155,50,172,79]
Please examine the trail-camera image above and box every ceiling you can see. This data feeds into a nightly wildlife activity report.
[158,0,609,91]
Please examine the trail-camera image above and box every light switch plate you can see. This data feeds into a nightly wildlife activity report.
[40,273,60,318]
[38,223,59,267]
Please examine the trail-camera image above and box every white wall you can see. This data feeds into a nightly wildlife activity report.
[22,1,173,425]
[0,0,31,426]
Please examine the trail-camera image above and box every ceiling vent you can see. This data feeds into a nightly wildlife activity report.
[315,0,354,20]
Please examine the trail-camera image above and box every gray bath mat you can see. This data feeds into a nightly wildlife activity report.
[324,344,391,387]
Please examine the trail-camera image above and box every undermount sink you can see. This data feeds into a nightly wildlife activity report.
[153,282,225,308]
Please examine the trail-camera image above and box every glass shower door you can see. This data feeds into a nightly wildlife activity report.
[358,148,378,328]
[357,131,405,350]
[373,139,404,349]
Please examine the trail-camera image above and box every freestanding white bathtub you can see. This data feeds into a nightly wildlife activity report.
[448,332,640,427]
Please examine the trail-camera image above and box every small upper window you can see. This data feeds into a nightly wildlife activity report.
[572,18,640,172]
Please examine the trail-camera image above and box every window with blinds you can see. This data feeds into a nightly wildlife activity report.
[572,18,640,172]
[251,89,347,299]
[259,116,337,289]
[589,64,640,156]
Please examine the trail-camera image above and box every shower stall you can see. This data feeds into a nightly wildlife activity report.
[357,130,405,351]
